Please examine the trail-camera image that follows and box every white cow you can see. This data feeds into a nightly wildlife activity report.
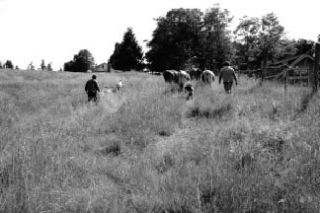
[201,70,215,84]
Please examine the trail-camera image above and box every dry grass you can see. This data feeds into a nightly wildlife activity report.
[1,69,320,212]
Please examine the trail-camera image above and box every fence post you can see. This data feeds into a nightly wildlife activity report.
[313,42,320,92]
[260,58,267,86]
[259,69,264,86]
[284,69,288,93]
[299,69,302,86]
[308,68,310,87]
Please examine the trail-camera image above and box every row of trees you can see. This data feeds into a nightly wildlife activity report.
[146,7,233,71]
[64,5,316,73]
[39,60,53,71]
[110,6,313,72]
[233,14,315,70]
[64,49,95,72]
[26,61,53,71]
[63,30,143,72]
[0,60,14,69]
[1,60,55,71]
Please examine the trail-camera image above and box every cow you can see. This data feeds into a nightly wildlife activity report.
[200,70,215,84]
[163,70,190,91]
[189,67,202,80]
[177,70,191,90]
[163,70,178,83]
[179,70,191,82]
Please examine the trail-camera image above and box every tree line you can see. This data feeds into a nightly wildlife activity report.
[0,59,55,71]
[63,5,316,72]
[0,60,15,69]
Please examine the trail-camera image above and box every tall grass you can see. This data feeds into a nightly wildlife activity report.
[1,70,320,212]
[117,79,320,213]
[107,81,184,149]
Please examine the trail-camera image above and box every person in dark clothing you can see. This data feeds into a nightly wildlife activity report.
[219,61,238,94]
[85,75,100,102]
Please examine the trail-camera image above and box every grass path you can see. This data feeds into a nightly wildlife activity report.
[152,118,203,154]
[99,89,126,113]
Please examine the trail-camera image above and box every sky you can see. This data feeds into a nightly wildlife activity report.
[0,0,319,70]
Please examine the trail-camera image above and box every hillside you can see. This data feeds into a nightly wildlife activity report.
[0,69,320,212]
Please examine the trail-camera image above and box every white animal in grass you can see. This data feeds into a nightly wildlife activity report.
[200,70,215,84]
[116,80,123,90]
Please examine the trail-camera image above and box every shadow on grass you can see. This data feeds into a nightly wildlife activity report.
[294,89,317,119]
[187,102,232,119]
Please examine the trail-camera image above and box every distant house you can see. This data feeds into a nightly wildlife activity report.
[268,54,317,84]
[269,54,314,70]
[95,62,110,72]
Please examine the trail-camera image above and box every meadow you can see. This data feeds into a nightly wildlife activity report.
[0,69,319,213]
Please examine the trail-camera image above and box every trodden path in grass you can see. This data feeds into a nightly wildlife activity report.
[99,88,126,113]
[152,118,205,154]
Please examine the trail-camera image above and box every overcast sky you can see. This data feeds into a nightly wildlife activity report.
[0,0,319,70]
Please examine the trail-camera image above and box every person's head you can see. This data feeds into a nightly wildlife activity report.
[92,75,96,79]
[223,61,230,67]
[318,34,320,42]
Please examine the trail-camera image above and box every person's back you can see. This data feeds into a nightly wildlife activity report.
[85,75,100,102]
[85,79,99,93]
[220,66,236,83]
[219,62,238,94]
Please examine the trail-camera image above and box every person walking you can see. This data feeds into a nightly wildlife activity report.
[85,75,100,102]
[219,61,238,94]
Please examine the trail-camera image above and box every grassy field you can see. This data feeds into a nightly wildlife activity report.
[0,69,320,213]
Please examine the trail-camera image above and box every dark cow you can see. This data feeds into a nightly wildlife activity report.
[201,70,215,84]
[188,67,202,80]
[163,70,178,83]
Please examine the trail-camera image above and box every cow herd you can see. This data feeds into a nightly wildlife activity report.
[163,68,215,92]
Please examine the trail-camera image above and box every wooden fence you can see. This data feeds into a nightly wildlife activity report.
[240,66,319,87]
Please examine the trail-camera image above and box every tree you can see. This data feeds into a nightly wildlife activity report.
[109,28,143,71]
[47,63,53,71]
[109,42,121,70]
[273,39,297,60]
[258,13,285,67]
[40,59,46,70]
[233,16,261,68]
[146,8,203,72]
[63,49,95,72]
[233,13,285,69]
[4,60,13,69]
[295,39,314,55]
[28,62,35,70]
[198,5,233,70]
[63,60,74,71]
[146,6,233,72]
